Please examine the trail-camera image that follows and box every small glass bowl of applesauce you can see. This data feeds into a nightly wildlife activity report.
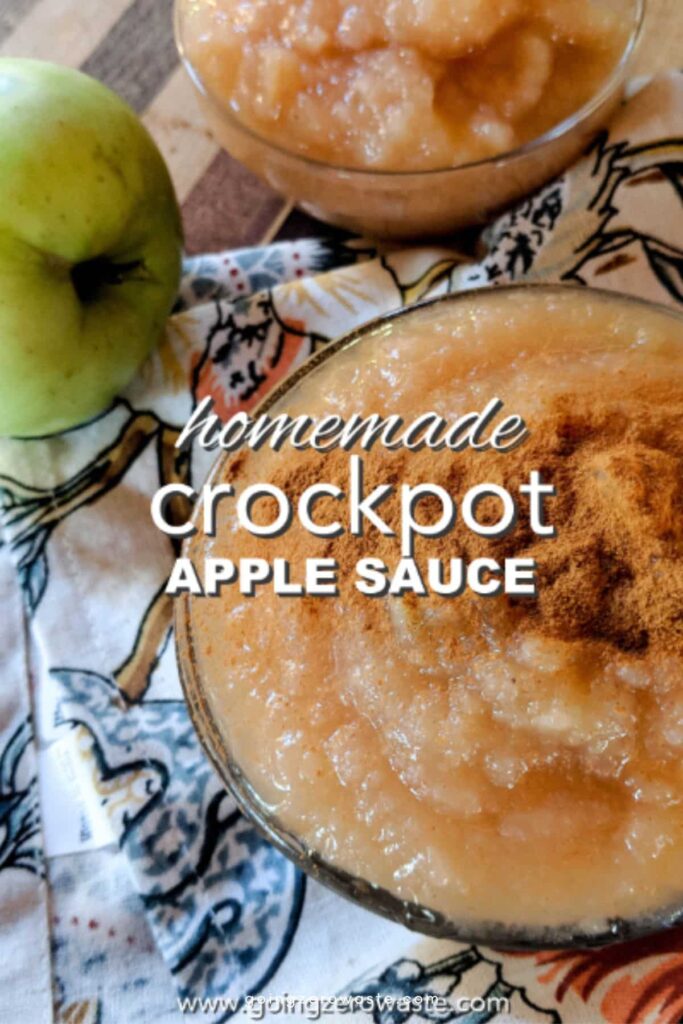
[175,0,644,239]
[176,285,683,949]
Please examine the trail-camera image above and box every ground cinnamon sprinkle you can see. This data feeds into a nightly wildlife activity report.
[262,376,683,658]
[190,292,683,930]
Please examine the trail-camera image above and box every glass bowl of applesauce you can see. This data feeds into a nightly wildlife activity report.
[175,0,644,239]
[176,285,683,949]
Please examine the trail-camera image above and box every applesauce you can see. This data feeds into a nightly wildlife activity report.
[181,288,683,936]
[180,0,630,171]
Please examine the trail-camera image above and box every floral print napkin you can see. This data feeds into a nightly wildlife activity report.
[0,71,682,1024]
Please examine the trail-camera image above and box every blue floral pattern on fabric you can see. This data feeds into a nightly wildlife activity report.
[53,668,305,1013]
[0,717,42,877]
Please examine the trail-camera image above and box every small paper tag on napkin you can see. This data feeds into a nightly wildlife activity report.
[39,737,114,858]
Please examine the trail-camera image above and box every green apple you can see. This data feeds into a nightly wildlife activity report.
[0,59,183,437]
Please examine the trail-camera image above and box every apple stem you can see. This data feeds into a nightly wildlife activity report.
[71,256,145,303]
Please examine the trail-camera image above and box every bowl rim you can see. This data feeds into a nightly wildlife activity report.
[174,0,645,179]
[175,282,683,951]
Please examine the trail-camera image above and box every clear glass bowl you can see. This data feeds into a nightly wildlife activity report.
[176,284,683,951]
[174,0,644,240]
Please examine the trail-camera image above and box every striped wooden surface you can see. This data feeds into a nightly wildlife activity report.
[1,0,679,254]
